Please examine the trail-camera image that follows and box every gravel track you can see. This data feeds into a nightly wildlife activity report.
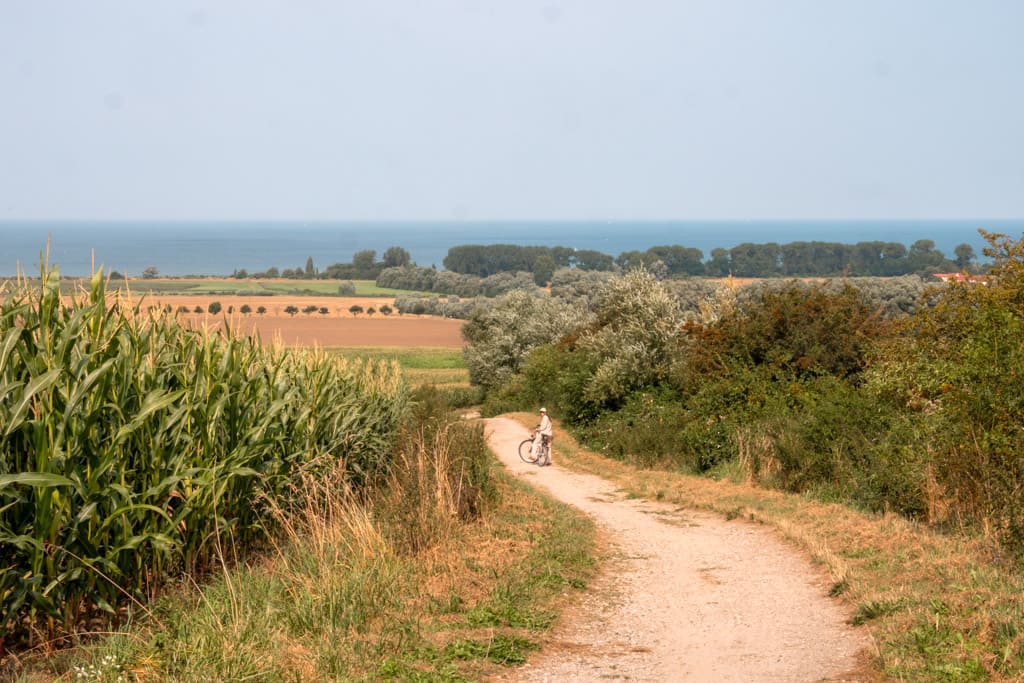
[484,417,871,682]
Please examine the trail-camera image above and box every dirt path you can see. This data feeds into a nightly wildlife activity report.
[484,417,871,682]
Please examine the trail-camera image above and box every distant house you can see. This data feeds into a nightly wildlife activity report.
[933,273,990,285]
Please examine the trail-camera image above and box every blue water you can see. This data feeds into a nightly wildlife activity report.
[0,219,1020,277]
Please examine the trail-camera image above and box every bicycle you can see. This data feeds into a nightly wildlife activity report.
[518,431,550,465]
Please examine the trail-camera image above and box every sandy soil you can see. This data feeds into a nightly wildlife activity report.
[187,313,464,347]
[484,417,872,682]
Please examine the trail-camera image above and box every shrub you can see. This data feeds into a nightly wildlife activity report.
[575,268,686,406]
[462,290,589,390]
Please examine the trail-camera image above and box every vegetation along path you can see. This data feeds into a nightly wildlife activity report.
[484,417,870,682]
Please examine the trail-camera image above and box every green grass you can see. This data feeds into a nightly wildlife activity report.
[328,347,470,387]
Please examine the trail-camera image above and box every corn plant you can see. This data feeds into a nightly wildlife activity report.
[0,264,408,649]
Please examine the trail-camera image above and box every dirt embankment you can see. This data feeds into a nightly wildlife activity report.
[484,416,872,682]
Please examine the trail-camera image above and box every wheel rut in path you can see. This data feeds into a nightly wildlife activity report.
[484,417,871,682]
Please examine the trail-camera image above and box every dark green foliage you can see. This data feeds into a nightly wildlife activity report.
[870,231,1024,552]
[680,281,882,384]
[517,344,600,424]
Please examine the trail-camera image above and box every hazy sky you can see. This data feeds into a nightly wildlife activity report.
[1,1,1022,221]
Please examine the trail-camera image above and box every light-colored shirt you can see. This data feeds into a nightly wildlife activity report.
[539,414,552,437]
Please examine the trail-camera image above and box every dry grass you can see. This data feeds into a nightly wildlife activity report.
[509,412,1024,682]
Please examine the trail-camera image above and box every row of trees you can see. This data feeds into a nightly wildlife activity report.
[442,239,977,281]
[378,265,536,298]
[188,237,980,285]
[465,231,1024,560]
[229,247,413,281]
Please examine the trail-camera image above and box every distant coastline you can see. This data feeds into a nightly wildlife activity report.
[1,219,1020,277]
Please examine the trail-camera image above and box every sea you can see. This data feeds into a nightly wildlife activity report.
[1,219,1021,278]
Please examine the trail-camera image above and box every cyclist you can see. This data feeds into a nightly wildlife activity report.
[535,407,553,466]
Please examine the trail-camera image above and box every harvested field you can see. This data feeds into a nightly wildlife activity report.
[121,294,465,348]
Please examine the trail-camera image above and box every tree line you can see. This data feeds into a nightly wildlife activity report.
[443,239,977,279]
[209,236,976,284]
[226,246,413,281]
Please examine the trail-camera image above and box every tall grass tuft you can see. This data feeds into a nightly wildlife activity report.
[0,263,408,650]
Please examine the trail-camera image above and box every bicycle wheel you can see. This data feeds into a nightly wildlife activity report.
[519,438,539,463]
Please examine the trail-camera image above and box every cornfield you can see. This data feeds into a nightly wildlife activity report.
[0,266,408,649]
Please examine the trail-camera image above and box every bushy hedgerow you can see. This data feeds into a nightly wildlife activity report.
[461,290,590,390]
[549,268,615,309]
[377,265,437,291]
[393,295,483,319]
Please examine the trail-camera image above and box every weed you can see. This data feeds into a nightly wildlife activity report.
[851,599,904,626]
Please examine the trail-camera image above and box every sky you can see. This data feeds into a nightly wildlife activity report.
[1,1,1022,222]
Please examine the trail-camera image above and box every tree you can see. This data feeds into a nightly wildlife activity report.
[383,246,411,268]
[240,304,252,315]
[728,243,780,277]
[227,305,234,314]
[380,304,393,316]
[142,265,159,279]
[284,305,299,316]
[305,256,315,278]
[319,306,329,315]
[257,305,267,315]
[234,268,249,279]
[367,307,376,316]
[573,249,614,271]
[265,266,280,278]
[705,248,731,277]
[353,250,377,279]
[646,245,704,276]
[907,239,946,273]
[208,301,222,314]
[954,243,976,271]
[532,253,556,286]
[349,304,364,317]
[193,305,203,314]
[302,304,318,315]
[615,250,649,271]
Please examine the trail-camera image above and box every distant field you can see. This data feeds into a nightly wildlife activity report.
[327,346,469,386]
[8,277,430,297]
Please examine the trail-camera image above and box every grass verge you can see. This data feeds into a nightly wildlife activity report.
[507,412,1024,682]
[10,428,595,682]
[328,347,471,389]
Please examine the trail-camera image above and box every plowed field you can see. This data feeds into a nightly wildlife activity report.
[129,294,464,348]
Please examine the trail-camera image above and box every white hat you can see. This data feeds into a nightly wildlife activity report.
[540,407,547,412]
